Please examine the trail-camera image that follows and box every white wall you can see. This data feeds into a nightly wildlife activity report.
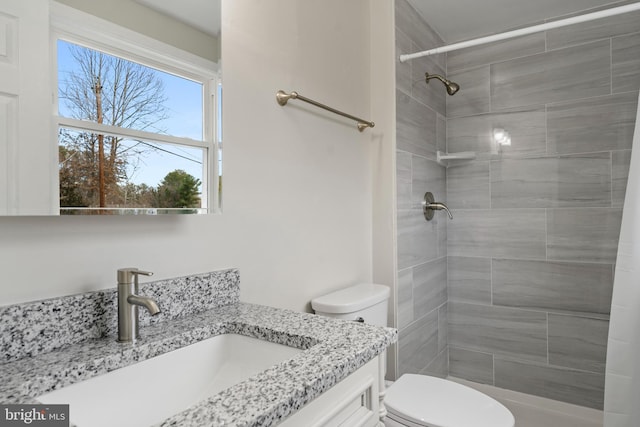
[55,0,220,62]
[370,0,399,378]
[0,0,395,313]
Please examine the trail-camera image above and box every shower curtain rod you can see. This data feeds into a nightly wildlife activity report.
[399,2,640,62]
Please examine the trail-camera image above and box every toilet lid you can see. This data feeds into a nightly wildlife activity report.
[385,375,515,427]
[311,284,390,314]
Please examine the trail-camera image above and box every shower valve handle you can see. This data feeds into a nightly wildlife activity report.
[422,192,453,221]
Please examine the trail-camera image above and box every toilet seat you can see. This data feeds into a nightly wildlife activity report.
[384,374,515,427]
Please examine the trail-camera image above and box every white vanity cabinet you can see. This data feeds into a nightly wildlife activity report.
[279,355,386,427]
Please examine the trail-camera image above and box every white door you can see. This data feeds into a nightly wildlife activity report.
[0,0,54,215]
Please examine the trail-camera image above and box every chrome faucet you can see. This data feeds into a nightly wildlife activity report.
[117,268,160,342]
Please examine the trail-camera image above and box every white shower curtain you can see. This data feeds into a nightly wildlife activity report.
[604,92,640,427]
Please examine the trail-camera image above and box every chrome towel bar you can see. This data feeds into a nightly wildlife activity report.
[276,90,375,132]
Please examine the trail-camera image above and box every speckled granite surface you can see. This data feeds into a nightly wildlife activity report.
[0,270,396,427]
[0,269,240,362]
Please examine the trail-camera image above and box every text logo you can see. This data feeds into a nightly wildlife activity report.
[0,405,68,427]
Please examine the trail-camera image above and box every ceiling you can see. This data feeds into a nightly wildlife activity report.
[407,0,628,43]
[134,0,629,45]
[134,0,221,37]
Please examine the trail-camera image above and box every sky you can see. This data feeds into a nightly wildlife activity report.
[57,40,210,188]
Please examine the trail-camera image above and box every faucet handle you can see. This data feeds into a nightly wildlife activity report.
[117,268,154,285]
[132,269,153,293]
[132,269,153,277]
[422,192,453,221]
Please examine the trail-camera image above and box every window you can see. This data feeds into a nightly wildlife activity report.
[52,6,220,215]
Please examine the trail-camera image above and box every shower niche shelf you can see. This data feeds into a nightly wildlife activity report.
[436,150,476,167]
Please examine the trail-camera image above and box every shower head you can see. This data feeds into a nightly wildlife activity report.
[425,72,460,96]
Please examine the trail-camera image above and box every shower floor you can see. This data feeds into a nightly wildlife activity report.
[449,377,603,427]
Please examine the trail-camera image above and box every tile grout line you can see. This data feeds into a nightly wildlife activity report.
[546,311,550,365]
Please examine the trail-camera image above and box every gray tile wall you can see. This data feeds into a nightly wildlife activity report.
[394,0,448,379]
[445,8,639,410]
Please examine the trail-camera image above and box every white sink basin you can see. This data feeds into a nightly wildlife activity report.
[38,334,302,427]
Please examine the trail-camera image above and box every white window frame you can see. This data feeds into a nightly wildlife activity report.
[50,2,221,214]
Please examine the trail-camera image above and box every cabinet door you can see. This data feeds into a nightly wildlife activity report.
[279,356,380,427]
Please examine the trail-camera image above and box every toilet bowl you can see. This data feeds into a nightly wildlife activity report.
[311,284,515,427]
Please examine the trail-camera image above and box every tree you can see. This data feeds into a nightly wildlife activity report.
[58,43,168,208]
[58,145,88,210]
[156,170,201,210]
[116,182,157,208]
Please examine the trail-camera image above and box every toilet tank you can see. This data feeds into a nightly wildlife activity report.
[311,284,390,327]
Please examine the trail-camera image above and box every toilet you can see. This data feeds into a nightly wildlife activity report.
[311,284,515,427]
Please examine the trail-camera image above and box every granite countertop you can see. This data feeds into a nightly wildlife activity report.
[0,302,397,427]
